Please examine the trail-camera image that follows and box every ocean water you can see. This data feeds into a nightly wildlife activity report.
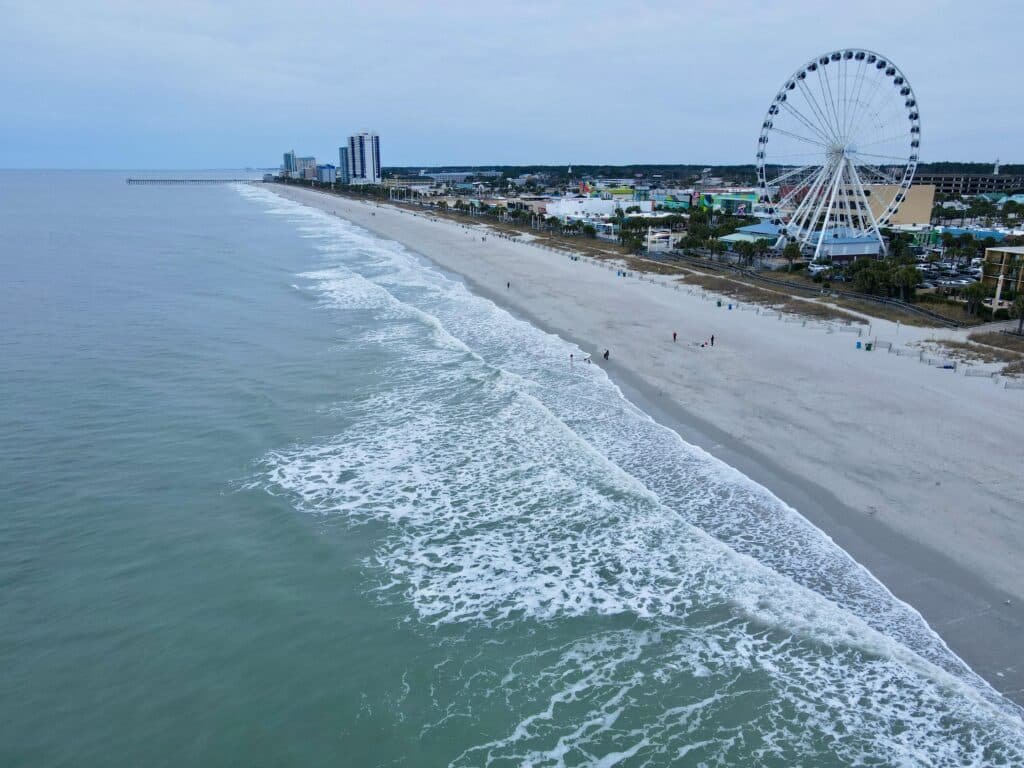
[1,172,1022,766]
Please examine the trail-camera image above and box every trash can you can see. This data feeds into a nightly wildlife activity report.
[856,340,862,349]
[865,342,873,351]
[716,299,722,307]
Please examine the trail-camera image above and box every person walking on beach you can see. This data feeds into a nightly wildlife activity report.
[603,349,609,361]
[672,331,677,343]
[507,281,510,290]
[710,334,715,347]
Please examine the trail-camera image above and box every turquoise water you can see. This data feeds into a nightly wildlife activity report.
[2,172,1022,766]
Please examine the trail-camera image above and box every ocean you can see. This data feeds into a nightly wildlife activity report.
[1,171,1022,766]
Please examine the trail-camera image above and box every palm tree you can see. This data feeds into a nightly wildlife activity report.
[962,282,988,316]
[754,239,769,266]
[782,241,801,272]
[735,240,756,266]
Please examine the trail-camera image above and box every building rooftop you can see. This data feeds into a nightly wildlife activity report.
[986,246,1024,254]
[721,232,770,244]
[738,221,781,236]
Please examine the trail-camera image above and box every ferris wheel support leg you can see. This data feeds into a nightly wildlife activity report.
[787,163,832,247]
[814,162,846,261]
[848,160,888,256]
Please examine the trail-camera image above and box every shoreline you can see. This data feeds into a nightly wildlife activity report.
[266,184,1024,706]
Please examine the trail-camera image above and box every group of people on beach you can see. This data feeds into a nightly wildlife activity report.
[673,331,715,347]
[505,277,714,366]
[569,349,610,365]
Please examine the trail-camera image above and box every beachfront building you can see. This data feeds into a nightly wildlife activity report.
[346,131,381,185]
[316,164,336,184]
[282,150,297,175]
[981,246,1024,300]
[337,146,351,184]
[295,156,317,180]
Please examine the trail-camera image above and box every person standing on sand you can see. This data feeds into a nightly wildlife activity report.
[673,331,677,343]
[603,349,609,361]
[507,282,510,290]
[711,335,715,347]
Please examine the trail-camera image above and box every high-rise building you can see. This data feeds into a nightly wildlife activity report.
[338,146,351,185]
[283,150,297,174]
[346,132,381,184]
[295,156,317,180]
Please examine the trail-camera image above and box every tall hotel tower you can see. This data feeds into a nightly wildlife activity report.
[346,132,381,184]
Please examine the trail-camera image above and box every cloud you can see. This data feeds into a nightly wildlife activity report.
[0,0,1019,167]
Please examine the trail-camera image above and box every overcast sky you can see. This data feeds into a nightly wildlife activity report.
[1,1,1019,168]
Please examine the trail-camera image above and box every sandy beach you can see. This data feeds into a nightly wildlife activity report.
[270,184,1024,704]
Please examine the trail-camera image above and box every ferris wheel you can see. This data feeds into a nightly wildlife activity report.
[756,49,920,258]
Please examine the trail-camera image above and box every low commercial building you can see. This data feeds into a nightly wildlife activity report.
[719,221,779,247]
[424,170,502,182]
[695,191,758,215]
[866,184,935,226]
[816,231,881,262]
[545,197,653,221]
[652,192,692,210]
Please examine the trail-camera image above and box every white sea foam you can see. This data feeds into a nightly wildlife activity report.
[240,186,1024,764]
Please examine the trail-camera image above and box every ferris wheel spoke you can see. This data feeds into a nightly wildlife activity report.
[789,162,835,237]
[847,69,892,147]
[780,97,835,145]
[856,161,901,186]
[849,103,904,147]
[795,80,839,143]
[766,162,820,186]
[821,62,847,142]
[775,165,826,209]
[762,150,829,161]
[847,59,871,137]
[815,67,839,139]
[844,69,885,145]
[855,149,912,164]
[840,56,851,136]
[770,126,829,148]
[846,57,870,138]
[851,130,913,153]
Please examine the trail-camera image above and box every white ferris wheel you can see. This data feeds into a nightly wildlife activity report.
[756,49,920,259]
